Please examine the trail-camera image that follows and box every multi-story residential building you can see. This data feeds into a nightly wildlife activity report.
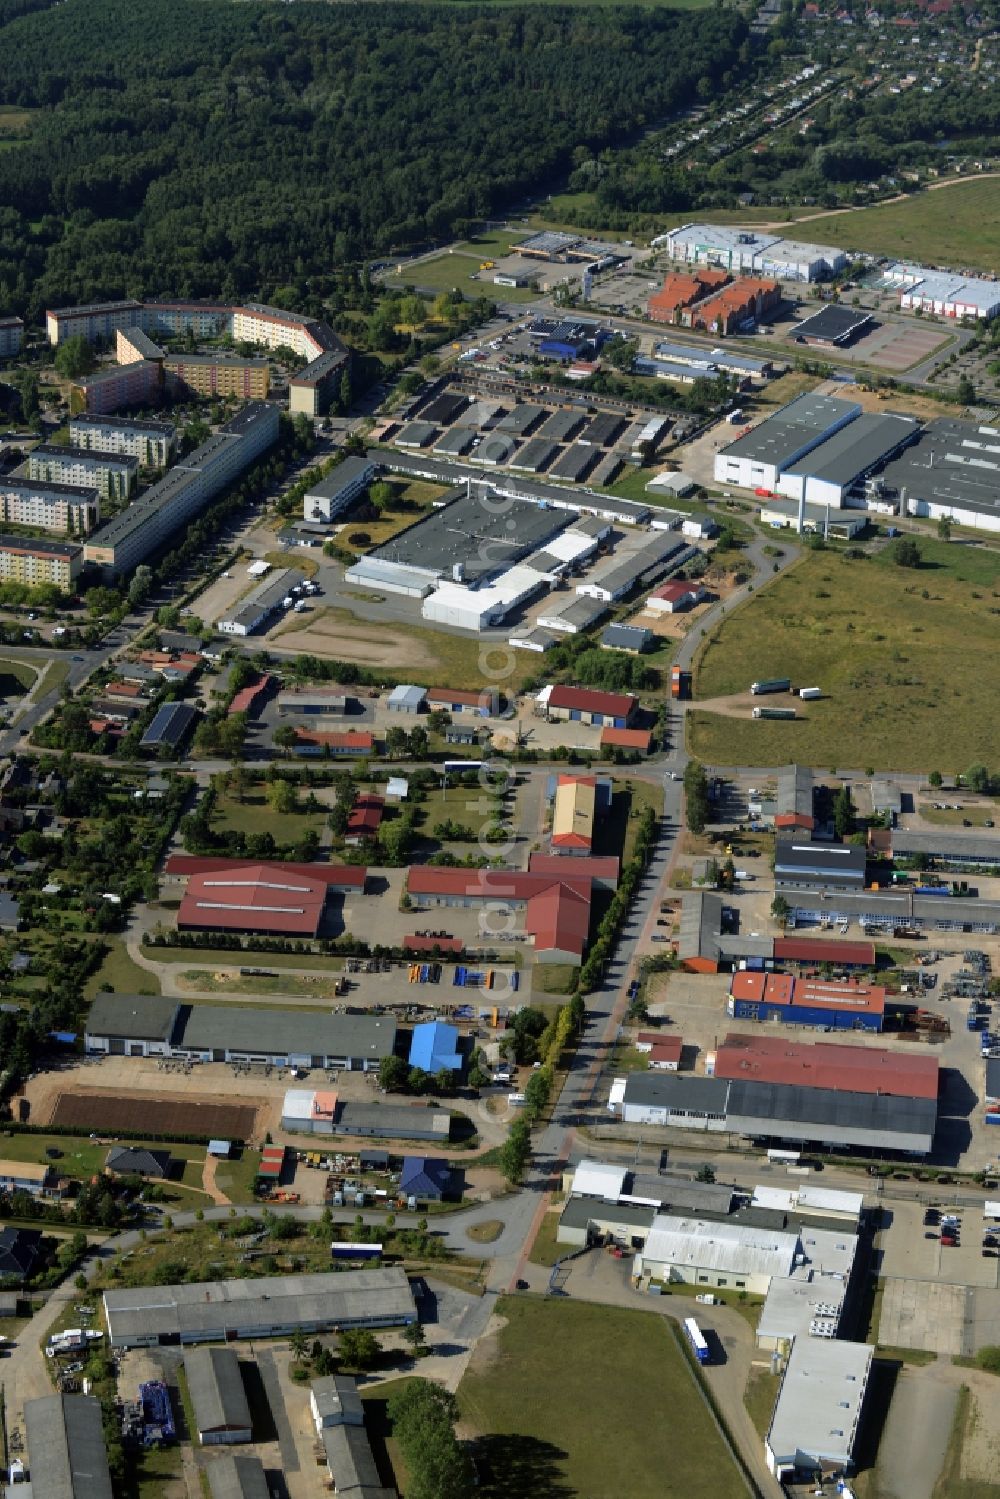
[0,477,100,535]
[70,360,162,416]
[28,444,137,503]
[45,296,349,414]
[164,354,270,400]
[70,413,177,467]
[0,316,24,358]
[0,535,83,589]
[84,402,279,574]
[45,299,145,347]
[116,326,165,364]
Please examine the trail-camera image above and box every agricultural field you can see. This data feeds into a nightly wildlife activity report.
[816,179,1000,276]
[689,540,1000,772]
[50,1090,258,1141]
[457,1297,746,1499]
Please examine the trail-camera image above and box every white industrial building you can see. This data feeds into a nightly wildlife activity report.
[881,418,1000,534]
[421,564,545,631]
[765,1337,873,1480]
[759,497,867,539]
[715,393,861,493]
[637,1214,799,1295]
[885,262,1000,322]
[774,412,919,508]
[664,224,847,283]
[303,457,376,522]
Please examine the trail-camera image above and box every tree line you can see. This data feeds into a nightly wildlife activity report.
[0,0,748,319]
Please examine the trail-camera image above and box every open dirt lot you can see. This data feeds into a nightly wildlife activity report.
[50,1088,258,1142]
[269,609,431,671]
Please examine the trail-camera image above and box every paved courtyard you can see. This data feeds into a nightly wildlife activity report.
[879,1278,970,1355]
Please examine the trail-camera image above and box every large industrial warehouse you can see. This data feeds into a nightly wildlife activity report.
[714,393,861,492]
[774,412,919,508]
[662,224,847,283]
[880,418,1000,533]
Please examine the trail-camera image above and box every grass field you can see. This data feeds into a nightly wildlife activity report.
[744,1365,780,1439]
[689,541,1000,772]
[457,1297,746,1499]
[213,785,328,842]
[931,1386,1000,1499]
[84,937,161,999]
[143,946,346,971]
[527,1209,564,1266]
[176,968,342,1000]
[814,179,1000,276]
[0,1131,216,1210]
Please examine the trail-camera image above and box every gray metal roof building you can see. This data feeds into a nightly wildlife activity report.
[880,418,1000,533]
[539,408,585,442]
[216,567,305,635]
[536,594,608,634]
[331,1101,452,1141]
[433,427,476,457]
[549,443,598,482]
[24,1395,113,1499]
[508,437,558,473]
[623,1071,731,1117]
[395,420,437,448]
[774,839,867,892]
[576,537,694,603]
[207,1454,270,1499]
[104,1267,416,1348]
[321,1423,393,1499]
[85,991,180,1045]
[892,829,1000,868]
[372,448,652,524]
[791,304,874,345]
[715,393,860,490]
[582,412,626,446]
[776,413,919,506]
[777,764,814,826]
[870,779,902,817]
[312,1374,365,1427]
[139,701,199,751]
[727,1079,937,1154]
[370,484,570,581]
[786,888,1000,933]
[175,1005,397,1068]
[496,403,546,436]
[601,623,653,652]
[185,1346,252,1444]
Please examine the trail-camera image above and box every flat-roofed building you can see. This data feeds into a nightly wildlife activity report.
[775,413,919,508]
[765,1338,872,1480]
[664,224,846,283]
[24,1394,114,1499]
[46,298,145,346]
[638,1212,800,1294]
[0,475,100,534]
[84,402,279,573]
[29,444,137,503]
[774,839,867,892]
[0,314,24,358]
[69,412,176,466]
[759,496,867,539]
[715,393,861,493]
[103,1267,416,1348]
[0,535,83,589]
[303,457,376,522]
[165,354,270,401]
[71,358,162,415]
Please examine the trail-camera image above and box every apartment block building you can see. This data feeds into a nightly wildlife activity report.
[29,444,137,503]
[46,297,349,415]
[0,535,83,589]
[0,316,24,358]
[164,354,270,401]
[46,300,145,346]
[116,326,165,364]
[0,477,100,534]
[71,360,162,416]
[70,413,177,467]
[84,401,279,574]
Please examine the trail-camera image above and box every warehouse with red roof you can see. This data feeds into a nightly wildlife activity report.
[729,972,886,1032]
[715,1033,937,1099]
[405,865,595,964]
[168,857,366,937]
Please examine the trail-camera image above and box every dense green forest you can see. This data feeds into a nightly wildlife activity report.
[0,0,748,319]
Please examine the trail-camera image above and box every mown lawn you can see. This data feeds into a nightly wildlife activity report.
[689,541,1000,772]
[457,1297,746,1499]
[84,937,161,998]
